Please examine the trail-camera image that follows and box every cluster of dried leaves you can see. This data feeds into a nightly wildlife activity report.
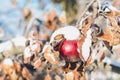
[0,0,120,80]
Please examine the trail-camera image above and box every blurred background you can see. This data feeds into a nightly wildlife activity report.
[0,0,120,80]
[0,0,120,41]
[0,0,63,41]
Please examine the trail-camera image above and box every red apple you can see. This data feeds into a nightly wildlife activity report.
[59,40,80,62]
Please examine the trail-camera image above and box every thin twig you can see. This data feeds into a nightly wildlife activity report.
[76,0,95,28]
[79,16,89,29]
[23,17,35,37]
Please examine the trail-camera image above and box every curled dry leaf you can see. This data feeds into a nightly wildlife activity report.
[30,42,41,53]
[9,70,18,80]
[14,60,21,73]
[74,71,81,80]
[29,31,39,40]
[55,75,61,80]
[106,8,120,17]
[45,9,58,31]
[22,67,32,79]
[98,17,120,46]
[97,27,112,42]
[65,71,74,80]
[45,74,52,80]
[43,45,60,65]
[0,75,6,80]
[23,47,32,63]
[108,17,120,32]
[23,7,32,21]
[33,59,41,69]
[2,58,14,74]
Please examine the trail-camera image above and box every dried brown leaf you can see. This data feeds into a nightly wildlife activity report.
[65,71,74,80]
[55,75,61,80]
[112,0,119,7]
[22,67,32,79]
[44,46,60,65]
[34,59,41,69]
[45,74,52,80]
